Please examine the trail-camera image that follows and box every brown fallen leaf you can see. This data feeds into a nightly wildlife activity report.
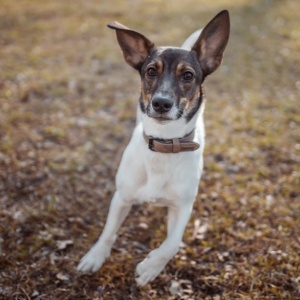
[56,240,73,250]
[169,280,183,296]
[56,272,70,281]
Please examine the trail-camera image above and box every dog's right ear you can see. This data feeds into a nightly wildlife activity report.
[107,21,155,71]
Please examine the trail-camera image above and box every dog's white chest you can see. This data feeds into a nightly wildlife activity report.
[116,125,203,207]
[134,154,174,205]
[148,155,166,174]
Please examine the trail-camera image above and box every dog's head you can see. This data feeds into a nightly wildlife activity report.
[108,10,230,124]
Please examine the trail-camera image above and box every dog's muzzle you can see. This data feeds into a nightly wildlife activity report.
[143,130,200,153]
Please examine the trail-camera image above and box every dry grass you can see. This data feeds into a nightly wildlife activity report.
[0,0,299,299]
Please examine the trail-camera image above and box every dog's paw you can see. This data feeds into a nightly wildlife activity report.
[77,244,109,273]
[135,251,168,287]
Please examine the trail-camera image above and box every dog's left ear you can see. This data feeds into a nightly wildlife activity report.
[107,21,155,71]
[192,10,230,76]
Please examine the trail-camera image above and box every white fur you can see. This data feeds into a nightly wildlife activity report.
[77,31,205,287]
[181,29,202,50]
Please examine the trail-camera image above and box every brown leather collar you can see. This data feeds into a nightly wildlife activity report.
[143,129,200,153]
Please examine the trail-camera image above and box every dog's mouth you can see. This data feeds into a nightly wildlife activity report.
[154,117,172,124]
[148,113,173,123]
[147,107,184,123]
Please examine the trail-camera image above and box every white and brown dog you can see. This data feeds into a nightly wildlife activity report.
[77,10,230,286]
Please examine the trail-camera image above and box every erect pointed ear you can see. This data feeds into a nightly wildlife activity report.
[192,10,230,76]
[107,21,155,71]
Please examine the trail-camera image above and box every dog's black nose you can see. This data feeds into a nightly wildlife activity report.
[152,97,173,113]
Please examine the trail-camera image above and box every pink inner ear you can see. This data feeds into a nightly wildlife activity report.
[116,32,149,67]
[205,55,223,73]
[199,40,207,60]
[124,52,144,67]
[114,28,154,70]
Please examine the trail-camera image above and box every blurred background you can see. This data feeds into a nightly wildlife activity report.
[0,0,299,299]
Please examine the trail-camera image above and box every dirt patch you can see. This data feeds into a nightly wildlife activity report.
[0,0,299,299]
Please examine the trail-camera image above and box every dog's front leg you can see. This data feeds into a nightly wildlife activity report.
[135,203,193,286]
[77,191,132,273]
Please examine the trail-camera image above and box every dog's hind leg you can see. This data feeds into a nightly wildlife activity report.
[77,191,132,273]
[135,203,193,286]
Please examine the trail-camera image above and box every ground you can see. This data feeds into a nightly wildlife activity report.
[0,0,299,299]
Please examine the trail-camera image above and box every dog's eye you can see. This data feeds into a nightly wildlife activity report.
[183,71,194,81]
[147,67,157,77]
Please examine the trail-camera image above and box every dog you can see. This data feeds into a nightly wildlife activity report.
[77,10,230,287]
